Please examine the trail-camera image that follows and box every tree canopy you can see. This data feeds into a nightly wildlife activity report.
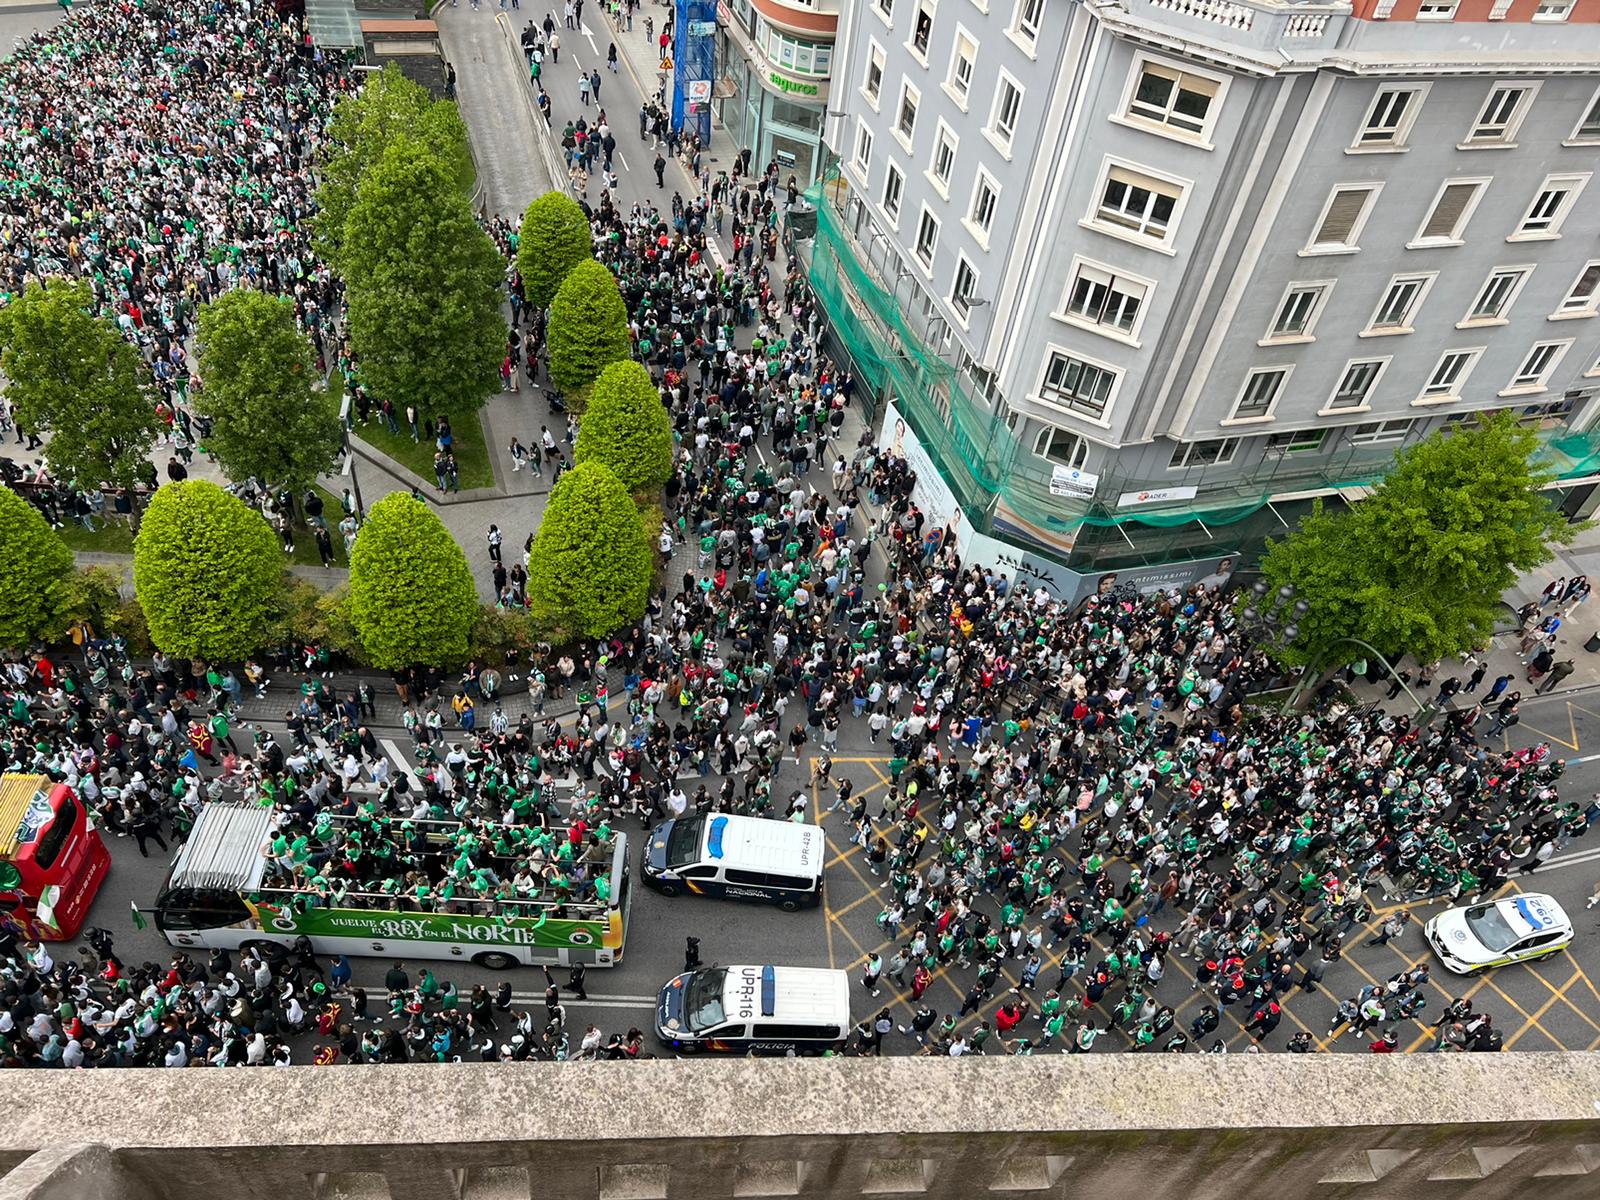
[347,493,478,668]
[1259,412,1576,668]
[0,280,156,494]
[547,259,630,397]
[575,361,673,492]
[527,462,653,639]
[342,138,506,421]
[132,481,285,661]
[0,486,73,649]
[517,192,593,311]
[195,290,343,492]
[313,63,473,272]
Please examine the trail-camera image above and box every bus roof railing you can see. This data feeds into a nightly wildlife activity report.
[250,881,614,918]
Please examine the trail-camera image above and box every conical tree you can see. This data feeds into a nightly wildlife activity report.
[575,361,673,492]
[0,486,73,649]
[132,481,284,660]
[547,259,630,398]
[517,191,593,311]
[528,462,653,638]
[347,493,478,668]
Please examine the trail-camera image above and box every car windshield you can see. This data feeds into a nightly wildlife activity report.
[684,968,727,1032]
[665,815,704,870]
[1464,903,1519,953]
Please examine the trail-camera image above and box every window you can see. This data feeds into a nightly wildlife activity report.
[1169,438,1237,469]
[863,42,885,104]
[874,0,894,21]
[990,75,1023,150]
[1012,0,1043,44]
[31,794,76,872]
[911,0,934,56]
[914,206,939,268]
[1308,185,1378,252]
[1535,0,1573,20]
[930,123,957,191]
[1230,368,1290,421]
[1125,60,1220,140]
[1416,0,1457,15]
[1514,175,1588,239]
[1572,87,1600,143]
[968,171,999,237]
[852,122,873,173]
[1064,262,1148,337]
[1465,267,1529,324]
[1327,360,1386,411]
[896,81,920,143]
[952,256,979,319]
[1413,180,1483,245]
[1268,283,1330,340]
[1348,419,1415,446]
[948,31,976,105]
[1040,352,1116,419]
[1421,349,1481,399]
[1265,429,1328,455]
[882,162,904,223]
[1354,86,1424,149]
[1033,425,1089,469]
[1094,164,1183,245]
[1467,84,1534,145]
[1508,341,1571,391]
[1557,262,1600,317]
[1367,274,1432,333]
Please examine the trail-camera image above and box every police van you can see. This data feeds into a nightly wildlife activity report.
[656,964,850,1054]
[641,813,824,911]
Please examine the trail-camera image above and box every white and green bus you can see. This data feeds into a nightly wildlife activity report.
[153,804,631,969]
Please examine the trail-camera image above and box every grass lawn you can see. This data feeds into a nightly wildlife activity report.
[58,520,135,555]
[285,485,351,569]
[324,380,497,491]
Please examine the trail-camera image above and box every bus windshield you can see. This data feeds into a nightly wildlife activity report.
[665,815,704,870]
[684,968,727,1032]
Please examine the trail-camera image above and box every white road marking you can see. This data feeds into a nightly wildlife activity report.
[380,738,423,788]
[580,19,598,54]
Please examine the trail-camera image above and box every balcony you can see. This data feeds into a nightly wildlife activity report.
[1095,0,1350,65]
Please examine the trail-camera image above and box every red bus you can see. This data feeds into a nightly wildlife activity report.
[0,775,111,941]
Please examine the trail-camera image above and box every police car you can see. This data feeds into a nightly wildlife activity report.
[1424,892,1574,974]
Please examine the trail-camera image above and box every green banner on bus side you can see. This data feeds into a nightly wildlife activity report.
[251,902,622,950]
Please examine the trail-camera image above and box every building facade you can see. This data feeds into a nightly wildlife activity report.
[813,0,1600,593]
[717,0,840,184]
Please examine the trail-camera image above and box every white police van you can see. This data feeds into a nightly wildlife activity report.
[1425,891,1574,974]
[656,964,850,1054]
[641,813,824,911]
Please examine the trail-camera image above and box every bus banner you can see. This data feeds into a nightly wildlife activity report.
[248,901,624,951]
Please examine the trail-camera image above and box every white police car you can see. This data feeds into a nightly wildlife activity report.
[1424,892,1573,974]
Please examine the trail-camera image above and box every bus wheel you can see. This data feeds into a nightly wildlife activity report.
[657,883,680,898]
[778,898,802,913]
[473,951,518,970]
[243,939,289,964]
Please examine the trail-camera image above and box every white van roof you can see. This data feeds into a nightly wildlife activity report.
[701,814,824,879]
[719,964,850,1026]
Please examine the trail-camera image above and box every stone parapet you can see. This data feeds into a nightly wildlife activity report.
[2,1056,1599,1200]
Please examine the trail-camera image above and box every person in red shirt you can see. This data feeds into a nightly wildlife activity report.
[1369,1030,1399,1053]
[994,992,1030,1034]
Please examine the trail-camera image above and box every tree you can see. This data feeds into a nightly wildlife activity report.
[342,139,507,421]
[314,63,473,272]
[194,290,343,493]
[575,361,673,492]
[517,192,593,311]
[1259,412,1576,669]
[0,487,73,649]
[347,493,477,668]
[132,481,284,661]
[547,259,630,398]
[0,280,157,495]
[527,462,653,639]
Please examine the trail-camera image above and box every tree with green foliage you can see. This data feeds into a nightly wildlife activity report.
[547,259,630,398]
[347,493,478,668]
[194,290,343,492]
[0,280,157,495]
[314,63,473,272]
[517,192,593,311]
[0,486,73,649]
[1259,412,1576,669]
[342,138,506,421]
[575,361,673,492]
[527,462,653,638]
[132,482,284,661]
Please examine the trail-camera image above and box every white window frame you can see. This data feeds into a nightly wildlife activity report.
[1534,0,1574,21]
[1055,256,1154,347]
[894,79,921,150]
[913,204,940,272]
[1032,424,1089,470]
[1553,261,1600,320]
[1350,84,1430,153]
[1416,0,1457,17]
[1168,438,1239,470]
[1083,157,1190,254]
[862,40,886,109]
[1225,366,1294,425]
[881,161,905,227]
[1348,419,1416,446]
[1503,340,1573,395]
[987,71,1023,156]
[965,167,1000,247]
[945,26,978,110]
[1416,348,1484,405]
[1459,265,1533,328]
[1323,358,1391,415]
[1010,0,1043,50]
[951,254,980,325]
[1302,183,1382,256]
[1035,347,1120,425]
[1114,53,1228,148]
[873,0,895,28]
[927,120,958,198]
[1510,173,1590,241]
[1362,272,1438,338]
[1262,280,1335,345]
[1264,428,1329,457]
[908,0,936,62]
[1407,178,1488,248]
[851,120,874,177]
[1462,82,1539,148]
[1568,84,1600,145]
